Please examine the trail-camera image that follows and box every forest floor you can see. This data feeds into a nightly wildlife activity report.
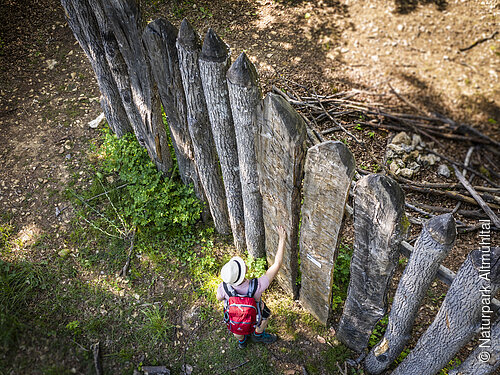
[0,0,498,374]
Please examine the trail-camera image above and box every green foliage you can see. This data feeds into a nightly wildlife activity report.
[98,129,202,234]
[141,305,172,342]
[0,222,13,254]
[369,315,389,348]
[331,242,352,310]
[246,255,267,279]
[0,260,49,348]
[321,344,353,374]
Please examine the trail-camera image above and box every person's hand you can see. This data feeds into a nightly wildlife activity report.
[277,225,286,241]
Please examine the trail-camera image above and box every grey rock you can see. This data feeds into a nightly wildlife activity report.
[391,132,411,146]
[437,164,451,178]
[399,168,414,178]
[142,366,170,375]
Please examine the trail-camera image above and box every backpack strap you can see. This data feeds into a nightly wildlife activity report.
[223,282,236,298]
[247,278,259,298]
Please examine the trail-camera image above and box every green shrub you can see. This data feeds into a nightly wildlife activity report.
[98,129,202,234]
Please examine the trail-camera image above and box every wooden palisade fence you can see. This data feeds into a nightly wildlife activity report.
[62,1,499,373]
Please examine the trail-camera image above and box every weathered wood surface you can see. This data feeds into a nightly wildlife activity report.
[227,52,265,258]
[176,19,230,234]
[256,93,307,298]
[449,317,500,375]
[142,18,204,200]
[392,247,500,375]
[199,29,246,252]
[61,0,131,137]
[365,214,456,374]
[298,141,355,325]
[337,174,408,353]
[99,0,173,174]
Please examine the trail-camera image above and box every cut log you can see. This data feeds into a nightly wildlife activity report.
[255,93,307,298]
[142,18,204,200]
[199,29,246,252]
[227,52,265,258]
[449,317,500,375]
[364,214,456,374]
[299,141,355,325]
[392,247,500,375]
[336,174,408,353]
[98,0,173,174]
[61,0,131,137]
[176,19,230,234]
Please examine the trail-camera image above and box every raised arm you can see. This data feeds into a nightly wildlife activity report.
[265,226,286,283]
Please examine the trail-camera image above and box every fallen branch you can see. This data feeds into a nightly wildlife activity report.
[459,30,498,52]
[453,165,500,228]
[91,342,103,375]
[413,203,488,219]
[119,228,136,277]
[401,184,500,209]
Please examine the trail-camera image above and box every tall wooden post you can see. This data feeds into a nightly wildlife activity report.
[98,0,173,174]
[392,247,500,375]
[256,93,307,298]
[337,174,408,353]
[142,18,204,200]
[449,317,500,375]
[365,214,456,374]
[299,141,355,325]
[227,52,265,258]
[199,29,246,252]
[176,19,230,235]
[61,0,132,137]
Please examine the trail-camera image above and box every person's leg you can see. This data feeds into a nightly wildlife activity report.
[255,319,268,334]
[251,302,277,344]
[233,333,247,349]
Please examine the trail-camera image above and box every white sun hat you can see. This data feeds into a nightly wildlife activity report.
[221,256,247,286]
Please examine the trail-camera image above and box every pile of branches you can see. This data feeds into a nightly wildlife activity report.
[271,78,499,234]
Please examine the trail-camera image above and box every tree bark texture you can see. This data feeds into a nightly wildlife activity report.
[61,0,131,137]
[337,174,408,353]
[199,28,246,252]
[298,141,355,325]
[255,93,307,298]
[176,19,230,235]
[392,247,500,375]
[98,0,173,174]
[227,52,265,258]
[449,317,500,375]
[142,18,204,200]
[364,214,457,374]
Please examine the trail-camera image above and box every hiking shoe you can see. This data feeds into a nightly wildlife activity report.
[251,331,277,344]
[238,336,248,349]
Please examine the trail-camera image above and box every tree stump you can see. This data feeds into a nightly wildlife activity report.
[392,247,500,375]
[199,28,246,252]
[298,141,355,325]
[255,93,307,298]
[336,174,408,353]
[365,213,456,374]
[176,19,230,235]
[61,0,131,137]
[449,317,500,375]
[142,18,204,200]
[227,52,265,258]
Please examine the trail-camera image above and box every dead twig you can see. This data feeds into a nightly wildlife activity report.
[119,228,136,277]
[459,31,498,52]
[453,165,500,228]
[91,342,103,375]
[401,184,500,209]
[223,360,250,373]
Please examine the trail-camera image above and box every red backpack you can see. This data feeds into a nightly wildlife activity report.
[223,279,262,335]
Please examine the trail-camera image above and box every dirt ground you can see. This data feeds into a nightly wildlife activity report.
[0,0,499,374]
